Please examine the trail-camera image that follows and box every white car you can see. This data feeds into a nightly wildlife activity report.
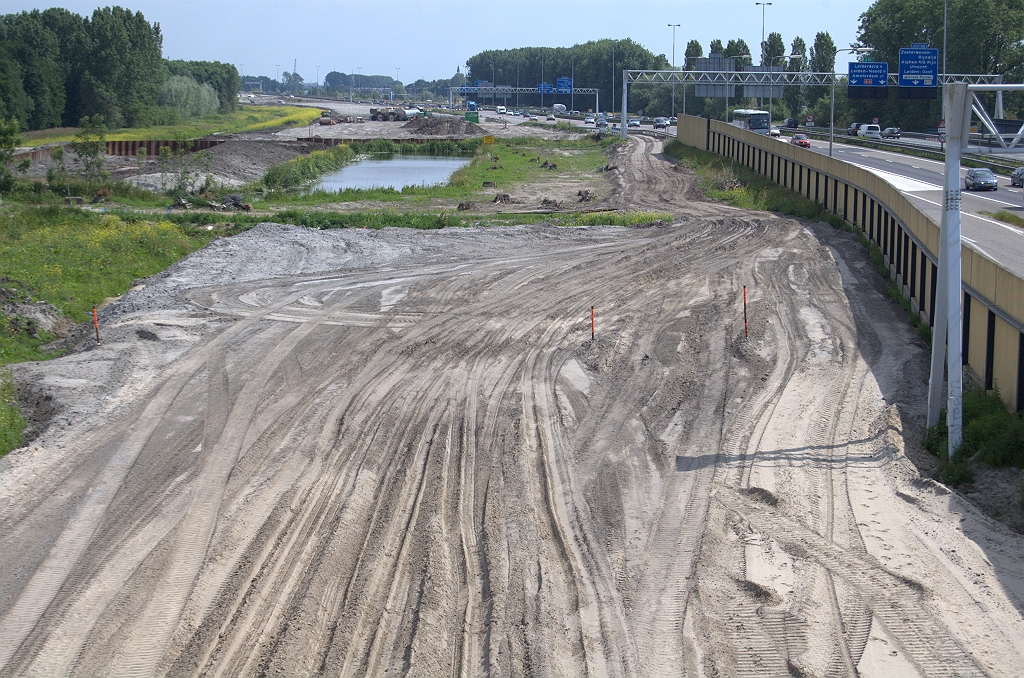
[769,126,781,137]
[584,116,595,124]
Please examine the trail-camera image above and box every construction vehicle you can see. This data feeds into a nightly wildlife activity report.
[368,106,418,121]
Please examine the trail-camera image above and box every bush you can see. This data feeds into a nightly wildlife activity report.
[158,76,220,120]
[924,387,1024,484]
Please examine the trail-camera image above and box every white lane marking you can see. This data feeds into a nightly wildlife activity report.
[962,236,995,260]
[960,190,1021,208]
[906,193,1024,236]
[852,163,939,192]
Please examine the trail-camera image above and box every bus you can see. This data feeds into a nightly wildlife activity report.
[730,109,771,135]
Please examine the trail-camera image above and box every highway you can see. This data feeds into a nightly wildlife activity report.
[800,139,1024,278]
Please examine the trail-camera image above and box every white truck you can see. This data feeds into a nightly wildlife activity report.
[552,104,567,115]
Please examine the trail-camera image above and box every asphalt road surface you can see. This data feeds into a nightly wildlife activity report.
[1,137,1022,676]
[804,140,1024,278]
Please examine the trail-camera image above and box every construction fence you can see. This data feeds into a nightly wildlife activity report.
[676,114,1024,412]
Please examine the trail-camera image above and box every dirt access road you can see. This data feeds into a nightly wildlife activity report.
[2,136,1022,676]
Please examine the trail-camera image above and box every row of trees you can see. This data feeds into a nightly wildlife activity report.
[456,0,1021,127]
[0,7,240,131]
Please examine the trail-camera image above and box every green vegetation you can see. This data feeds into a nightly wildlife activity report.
[154,207,669,232]
[261,138,482,191]
[257,136,617,202]
[0,206,214,321]
[924,387,1024,485]
[0,205,218,455]
[0,372,26,455]
[20,106,321,146]
[982,210,1024,229]
[1,7,241,132]
[664,140,837,219]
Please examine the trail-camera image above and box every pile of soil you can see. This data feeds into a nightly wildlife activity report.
[401,116,486,136]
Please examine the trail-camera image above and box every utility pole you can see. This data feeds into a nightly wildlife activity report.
[571,50,575,112]
[611,46,615,117]
[316,65,319,96]
[668,24,680,116]
[275,64,280,91]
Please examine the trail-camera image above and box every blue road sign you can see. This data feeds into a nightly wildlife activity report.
[849,62,888,87]
[556,77,573,94]
[537,83,554,94]
[899,47,939,87]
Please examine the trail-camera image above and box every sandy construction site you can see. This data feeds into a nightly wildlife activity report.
[1,137,1022,676]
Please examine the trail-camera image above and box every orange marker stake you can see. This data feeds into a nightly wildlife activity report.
[743,286,748,338]
[591,306,595,341]
[92,306,100,344]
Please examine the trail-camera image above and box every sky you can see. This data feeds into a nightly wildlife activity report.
[9,0,876,84]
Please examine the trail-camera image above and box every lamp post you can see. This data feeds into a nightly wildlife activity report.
[830,47,872,156]
[669,24,680,116]
[756,1,772,108]
[755,2,772,68]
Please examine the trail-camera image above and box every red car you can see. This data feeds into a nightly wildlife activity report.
[790,133,811,148]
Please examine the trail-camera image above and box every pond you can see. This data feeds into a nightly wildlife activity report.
[308,155,471,193]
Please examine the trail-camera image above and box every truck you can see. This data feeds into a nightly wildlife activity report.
[552,103,567,115]
[368,107,417,121]
[467,101,477,111]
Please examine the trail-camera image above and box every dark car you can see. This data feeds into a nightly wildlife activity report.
[965,168,999,191]
[847,122,863,136]
[791,133,811,148]
[1011,166,1024,187]
[881,127,901,139]
[783,118,799,128]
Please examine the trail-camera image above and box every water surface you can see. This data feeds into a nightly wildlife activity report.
[311,155,470,192]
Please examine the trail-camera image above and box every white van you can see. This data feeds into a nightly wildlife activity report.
[496,106,506,115]
[859,124,881,139]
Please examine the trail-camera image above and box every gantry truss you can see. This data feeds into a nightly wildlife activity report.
[624,69,1003,87]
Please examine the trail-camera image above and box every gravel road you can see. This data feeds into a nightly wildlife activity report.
[1,137,1022,676]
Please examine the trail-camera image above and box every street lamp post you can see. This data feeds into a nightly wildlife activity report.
[668,24,680,116]
[756,2,772,107]
[830,47,871,156]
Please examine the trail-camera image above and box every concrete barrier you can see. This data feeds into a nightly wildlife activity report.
[675,114,1024,412]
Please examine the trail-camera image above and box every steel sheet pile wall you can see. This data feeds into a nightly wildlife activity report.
[675,114,1024,411]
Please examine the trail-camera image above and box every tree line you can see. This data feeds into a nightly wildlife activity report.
[460,0,1022,128]
[0,6,240,131]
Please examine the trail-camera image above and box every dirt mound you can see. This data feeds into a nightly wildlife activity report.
[401,116,486,136]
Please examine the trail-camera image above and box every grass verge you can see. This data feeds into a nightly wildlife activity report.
[923,387,1024,486]
[0,205,219,456]
[19,106,321,146]
[981,210,1024,229]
